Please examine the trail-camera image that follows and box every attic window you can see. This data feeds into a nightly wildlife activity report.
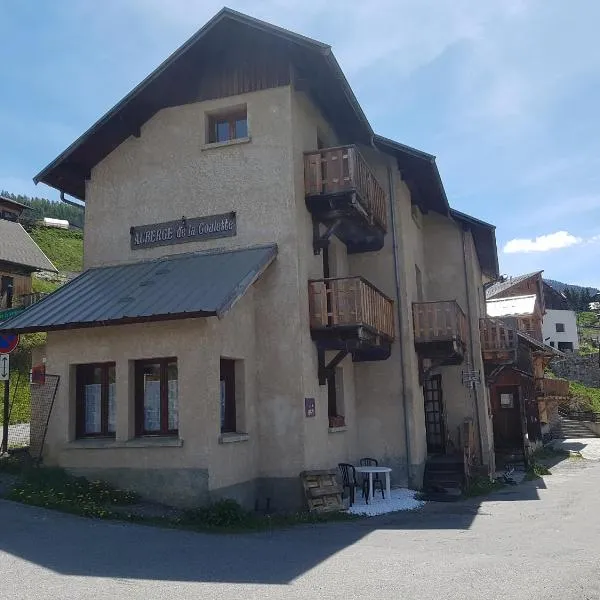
[207,106,248,144]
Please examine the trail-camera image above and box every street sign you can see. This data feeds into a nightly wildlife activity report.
[0,354,9,381]
[0,334,19,354]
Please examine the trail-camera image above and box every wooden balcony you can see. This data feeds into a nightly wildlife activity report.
[480,318,518,363]
[308,277,394,355]
[536,377,569,398]
[304,145,388,253]
[412,301,467,364]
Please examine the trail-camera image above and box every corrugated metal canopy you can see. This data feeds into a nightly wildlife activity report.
[0,220,57,272]
[0,244,277,334]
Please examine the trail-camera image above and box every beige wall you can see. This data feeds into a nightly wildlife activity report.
[423,213,494,471]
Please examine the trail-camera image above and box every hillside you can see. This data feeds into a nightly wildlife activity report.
[29,227,83,272]
[544,279,599,296]
[1,190,84,228]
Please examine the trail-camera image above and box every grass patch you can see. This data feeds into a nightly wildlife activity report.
[464,475,504,498]
[568,381,600,413]
[8,467,139,518]
[532,447,570,461]
[525,462,551,481]
[174,499,356,532]
[31,276,62,294]
[29,227,83,272]
[0,372,31,425]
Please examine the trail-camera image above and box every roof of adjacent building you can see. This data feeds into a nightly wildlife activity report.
[449,209,499,278]
[0,195,30,212]
[0,220,57,272]
[0,244,277,334]
[486,294,537,317]
[33,8,452,220]
[485,271,543,299]
[517,330,563,356]
[542,281,572,311]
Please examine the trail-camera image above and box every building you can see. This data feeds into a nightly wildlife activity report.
[0,214,56,322]
[541,281,579,352]
[483,272,568,459]
[1,9,499,509]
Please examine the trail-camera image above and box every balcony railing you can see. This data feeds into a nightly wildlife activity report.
[480,318,518,360]
[412,301,467,346]
[304,145,388,232]
[0,292,49,323]
[536,377,569,398]
[308,277,395,340]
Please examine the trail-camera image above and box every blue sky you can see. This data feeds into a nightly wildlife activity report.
[2,1,600,286]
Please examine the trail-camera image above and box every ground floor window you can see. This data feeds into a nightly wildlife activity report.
[220,359,236,433]
[76,363,116,437]
[135,358,178,436]
[327,366,345,428]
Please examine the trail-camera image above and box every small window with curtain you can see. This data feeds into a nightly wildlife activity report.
[135,358,178,436]
[207,106,248,144]
[76,363,116,438]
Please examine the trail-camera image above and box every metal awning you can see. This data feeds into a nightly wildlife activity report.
[0,244,277,334]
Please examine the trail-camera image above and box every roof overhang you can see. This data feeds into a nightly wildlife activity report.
[450,208,499,279]
[373,134,450,217]
[33,8,373,201]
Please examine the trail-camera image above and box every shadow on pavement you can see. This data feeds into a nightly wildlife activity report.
[0,478,546,585]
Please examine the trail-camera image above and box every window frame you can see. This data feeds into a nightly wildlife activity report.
[555,323,565,333]
[75,362,116,439]
[208,108,248,144]
[220,358,237,434]
[135,357,178,437]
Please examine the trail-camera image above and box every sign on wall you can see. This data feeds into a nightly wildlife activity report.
[130,212,236,250]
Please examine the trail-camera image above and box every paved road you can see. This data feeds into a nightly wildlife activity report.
[1,457,599,600]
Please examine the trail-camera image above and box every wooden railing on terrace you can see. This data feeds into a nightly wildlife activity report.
[304,145,388,231]
[412,301,467,345]
[308,277,395,340]
[480,318,517,355]
[536,377,570,398]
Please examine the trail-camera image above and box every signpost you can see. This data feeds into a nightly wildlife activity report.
[0,335,18,454]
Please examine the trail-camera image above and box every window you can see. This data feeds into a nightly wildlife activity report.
[135,358,178,436]
[0,276,13,309]
[76,363,116,437]
[500,393,514,409]
[415,265,423,302]
[327,366,345,427]
[556,323,565,333]
[208,107,248,144]
[220,359,237,433]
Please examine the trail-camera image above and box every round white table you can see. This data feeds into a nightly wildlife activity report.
[354,466,391,504]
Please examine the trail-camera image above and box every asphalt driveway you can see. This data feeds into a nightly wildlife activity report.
[1,456,599,600]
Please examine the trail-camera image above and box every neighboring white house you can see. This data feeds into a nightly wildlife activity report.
[542,282,579,352]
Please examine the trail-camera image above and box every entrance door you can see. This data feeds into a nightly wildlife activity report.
[423,375,445,454]
[492,385,523,450]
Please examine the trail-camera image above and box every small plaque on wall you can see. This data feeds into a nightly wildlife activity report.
[305,397,316,418]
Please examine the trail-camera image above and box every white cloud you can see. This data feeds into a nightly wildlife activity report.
[503,231,582,253]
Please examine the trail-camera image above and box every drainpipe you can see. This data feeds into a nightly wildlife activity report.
[461,228,484,462]
[386,163,413,482]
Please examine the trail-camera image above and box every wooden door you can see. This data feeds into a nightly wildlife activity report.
[423,375,445,454]
[492,385,523,450]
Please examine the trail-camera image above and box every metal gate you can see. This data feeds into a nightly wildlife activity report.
[423,374,445,454]
[2,372,60,463]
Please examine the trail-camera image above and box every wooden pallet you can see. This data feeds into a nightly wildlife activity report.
[300,469,344,513]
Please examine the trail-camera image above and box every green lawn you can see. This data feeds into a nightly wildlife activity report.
[569,381,600,413]
[29,227,83,272]
[0,372,31,425]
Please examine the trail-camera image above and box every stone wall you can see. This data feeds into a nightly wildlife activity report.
[551,355,600,388]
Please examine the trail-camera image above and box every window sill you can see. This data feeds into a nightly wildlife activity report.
[219,432,249,444]
[328,426,348,434]
[202,136,251,151]
[66,437,183,450]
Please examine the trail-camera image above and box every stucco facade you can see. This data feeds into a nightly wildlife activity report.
[18,11,501,509]
[542,309,579,352]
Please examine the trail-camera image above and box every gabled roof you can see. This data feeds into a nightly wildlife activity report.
[34,8,374,201]
[485,271,543,299]
[486,294,537,318]
[517,330,563,356]
[0,220,57,272]
[543,281,572,311]
[0,244,277,334]
[449,209,499,278]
